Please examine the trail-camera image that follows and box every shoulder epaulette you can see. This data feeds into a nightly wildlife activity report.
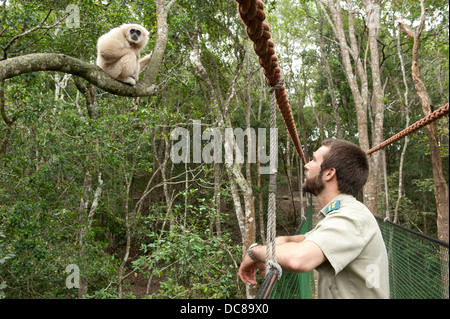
[325,200,341,214]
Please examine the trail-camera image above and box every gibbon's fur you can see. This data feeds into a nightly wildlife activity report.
[96,24,151,86]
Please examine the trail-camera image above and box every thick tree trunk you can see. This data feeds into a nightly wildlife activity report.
[398,0,449,243]
[365,0,385,216]
[393,26,411,224]
[320,0,375,212]
[314,4,342,138]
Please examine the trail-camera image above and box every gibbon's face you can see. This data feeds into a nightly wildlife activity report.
[129,28,142,42]
[122,24,149,48]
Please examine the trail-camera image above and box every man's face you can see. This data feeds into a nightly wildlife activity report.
[302,146,329,196]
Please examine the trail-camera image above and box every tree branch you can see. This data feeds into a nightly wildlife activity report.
[0,53,157,97]
[0,0,176,98]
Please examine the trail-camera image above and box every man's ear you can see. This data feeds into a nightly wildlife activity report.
[323,168,337,181]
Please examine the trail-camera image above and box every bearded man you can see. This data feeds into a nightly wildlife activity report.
[238,139,390,299]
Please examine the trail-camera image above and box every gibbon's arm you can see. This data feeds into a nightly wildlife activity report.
[99,47,133,62]
[139,54,151,70]
[98,39,134,62]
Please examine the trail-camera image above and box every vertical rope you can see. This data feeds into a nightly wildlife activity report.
[265,78,284,278]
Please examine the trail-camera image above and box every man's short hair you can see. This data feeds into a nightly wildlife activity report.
[321,139,369,197]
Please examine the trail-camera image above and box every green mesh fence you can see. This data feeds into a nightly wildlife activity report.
[376,217,449,299]
[269,195,315,299]
[265,197,449,299]
[270,198,449,299]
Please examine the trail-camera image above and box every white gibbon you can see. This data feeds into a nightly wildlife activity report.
[96,24,151,86]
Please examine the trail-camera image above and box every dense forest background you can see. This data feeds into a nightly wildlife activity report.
[0,0,448,299]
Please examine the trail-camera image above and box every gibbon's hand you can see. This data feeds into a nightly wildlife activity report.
[238,254,265,285]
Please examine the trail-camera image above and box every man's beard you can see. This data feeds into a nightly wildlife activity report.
[302,171,325,196]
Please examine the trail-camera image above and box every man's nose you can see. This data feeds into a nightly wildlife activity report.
[304,161,311,170]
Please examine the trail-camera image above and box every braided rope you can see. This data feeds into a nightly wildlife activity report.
[367,103,449,155]
[265,81,279,277]
[235,0,306,166]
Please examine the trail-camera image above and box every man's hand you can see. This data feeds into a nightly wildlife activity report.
[238,254,265,285]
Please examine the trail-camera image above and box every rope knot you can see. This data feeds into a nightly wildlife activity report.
[268,75,285,94]
[266,260,282,280]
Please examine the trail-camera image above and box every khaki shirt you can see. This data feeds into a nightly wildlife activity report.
[304,194,390,299]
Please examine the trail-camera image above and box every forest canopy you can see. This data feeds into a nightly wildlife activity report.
[0,0,448,299]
